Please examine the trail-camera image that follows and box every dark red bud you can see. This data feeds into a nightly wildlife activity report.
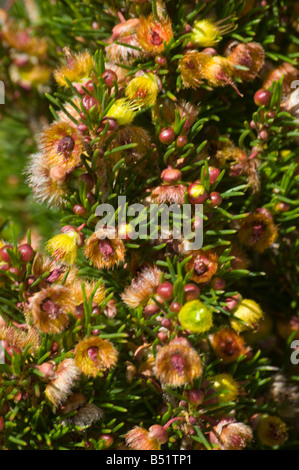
[184,283,200,301]
[0,245,13,264]
[210,191,223,207]
[18,243,34,263]
[254,89,272,107]
[102,70,117,88]
[157,281,174,302]
[159,128,175,145]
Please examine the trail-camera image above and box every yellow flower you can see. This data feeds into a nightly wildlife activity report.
[106,98,139,126]
[84,227,125,270]
[46,227,83,265]
[256,415,288,447]
[54,49,95,87]
[230,299,264,333]
[191,18,236,48]
[178,300,213,334]
[74,337,118,377]
[238,212,278,253]
[125,73,159,108]
[209,373,239,403]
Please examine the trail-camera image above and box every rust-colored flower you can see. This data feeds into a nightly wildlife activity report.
[137,14,173,55]
[25,285,75,334]
[121,265,161,308]
[40,122,83,173]
[74,337,118,377]
[84,227,125,270]
[179,50,205,89]
[238,212,278,253]
[2,20,48,56]
[125,425,168,450]
[185,249,218,283]
[71,279,106,308]
[106,125,151,164]
[229,42,265,81]
[45,358,81,409]
[209,327,250,364]
[154,338,202,387]
[0,325,40,356]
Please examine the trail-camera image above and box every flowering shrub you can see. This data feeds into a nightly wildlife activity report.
[0,0,298,450]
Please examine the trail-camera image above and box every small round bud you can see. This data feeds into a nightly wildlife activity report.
[77,123,89,134]
[211,277,226,290]
[176,135,188,148]
[207,166,221,185]
[84,80,95,94]
[254,89,272,107]
[157,281,174,302]
[155,55,167,66]
[101,117,118,132]
[275,202,290,212]
[100,434,114,448]
[161,168,182,184]
[187,183,208,204]
[259,130,269,141]
[170,301,181,313]
[185,388,205,406]
[159,128,175,145]
[102,70,117,88]
[9,267,21,277]
[18,244,34,263]
[0,244,13,264]
[210,191,223,207]
[82,95,99,111]
[73,204,86,216]
[184,284,200,301]
[148,425,169,445]
[161,317,172,329]
[38,361,56,380]
[158,330,168,342]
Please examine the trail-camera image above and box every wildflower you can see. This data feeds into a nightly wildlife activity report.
[45,358,81,409]
[229,42,265,81]
[268,373,299,422]
[208,373,239,403]
[63,403,103,429]
[209,418,253,450]
[121,265,161,308]
[0,325,40,356]
[148,184,186,205]
[201,55,238,91]
[125,425,168,450]
[25,153,67,207]
[179,51,205,89]
[238,212,278,253]
[209,327,250,363]
[230,298,264,333]
[2,20,48,56]
[154,338,202,387]
[185,249,218,283]
[191,17,236,48]
[178,300,213,334]
[256,415,288,447]
[46,226,84,265]
[84,226,125,270]
[74,337,118,377]
[9,63,52,89]
[106,125,151,163]
[106,35,142,66]
[137,14,173,55]
[40,122,83,173]
[71,279,106,309]
[105,98,139,126]
[125,73,159,108]
[25,285,75,334]
[263,62,299,95]
[54,49,95,88]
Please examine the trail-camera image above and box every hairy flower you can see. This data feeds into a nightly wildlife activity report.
[40,122,83,173]
[148,184,186,205]
[121,265,161,308]
[137,14,173,55]
[46,227,83,265]
[25,153,67,207]
[256,415,288,447]
[54,49,95,87]
[208,373,239,403]
[154,338,202,387]
[107,125,151,163]
[84,227,125,270]
[45,358,81,409]
[185,249,218,283]
[229,42,265,81]
[2,20,48,56]
[106,35,142,66]
[209,327,250,364]
[268,373,299,422]
[105,98,139,126]
[62,403,103,429]
[125,73,159,108]
[191,18,236,48]
[25,285,75,334]
[238,212,278,253]
[230,299,264,333]
[0,325,40,356]
[74,337,118,377]
[209,418,253,450]
[125,425,168,450]
[71,279,106,308]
